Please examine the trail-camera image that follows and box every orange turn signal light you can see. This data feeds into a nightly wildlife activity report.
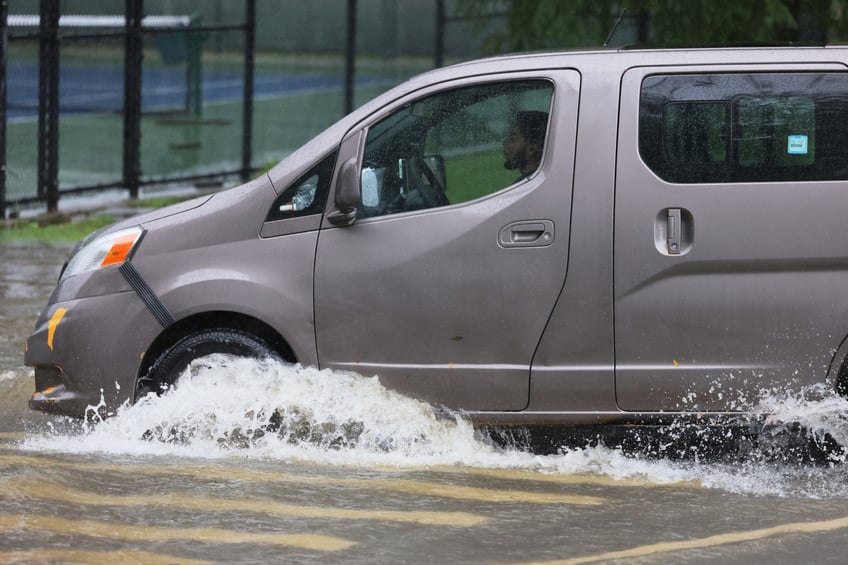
[100,233,140,267]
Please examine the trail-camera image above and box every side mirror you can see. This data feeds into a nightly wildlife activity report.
[327,158,360,226]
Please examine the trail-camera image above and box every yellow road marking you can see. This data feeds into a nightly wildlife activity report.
[426,465,699,489]
[0,549,209,565]
[373,479,602,504]
[0,454,603,505]
[3,477,487,528]
[0,514,355,552]
[0,433,26,442]
[514,515,848,565]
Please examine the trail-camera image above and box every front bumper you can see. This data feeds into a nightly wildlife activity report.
[25,290,162,418]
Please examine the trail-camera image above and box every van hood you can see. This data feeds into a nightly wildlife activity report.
[64,194,215,261]
[103,193,215,234]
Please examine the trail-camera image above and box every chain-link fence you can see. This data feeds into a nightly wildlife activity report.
[0,0,495,218]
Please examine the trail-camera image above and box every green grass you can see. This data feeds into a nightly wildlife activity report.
[0,216,117,243]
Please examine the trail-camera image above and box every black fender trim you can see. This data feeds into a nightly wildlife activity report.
[119,262,176,328]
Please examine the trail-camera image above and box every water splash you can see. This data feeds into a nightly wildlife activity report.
[26,356,495,466]
[19,356,848,498]
[759,383,848,454]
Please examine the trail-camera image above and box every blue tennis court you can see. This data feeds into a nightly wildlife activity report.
[7,62,393,122]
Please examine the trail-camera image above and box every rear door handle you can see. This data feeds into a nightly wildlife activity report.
[498,220,555,248]
[667,208,681,255]
[655,207,692,256]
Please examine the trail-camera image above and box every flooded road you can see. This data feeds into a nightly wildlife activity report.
[2,242,848,564]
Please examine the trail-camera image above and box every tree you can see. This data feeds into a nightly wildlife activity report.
[457,0,844,53]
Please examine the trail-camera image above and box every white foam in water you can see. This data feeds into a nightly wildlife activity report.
[759,383,848,449]
[21,357,848,498]
[1,370,18,383]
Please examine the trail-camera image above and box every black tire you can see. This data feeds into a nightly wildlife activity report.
[137,328,279,398]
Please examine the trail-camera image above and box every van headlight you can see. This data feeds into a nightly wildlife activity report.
[60,227,145,283]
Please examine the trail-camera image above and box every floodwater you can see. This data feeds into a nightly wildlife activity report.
[2,241,848,564]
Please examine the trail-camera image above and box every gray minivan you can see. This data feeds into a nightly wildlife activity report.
[26,47,848,428]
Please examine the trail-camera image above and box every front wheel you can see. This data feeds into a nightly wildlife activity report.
[137,328,279,399]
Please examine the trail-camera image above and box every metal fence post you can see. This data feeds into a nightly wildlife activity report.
[123,0,143,200]
[38,0,60,213]
[241,0,255,182]
[344,0,357,115]
[186,12,203,117]
[434,0,445,68]
[0,0,7,219]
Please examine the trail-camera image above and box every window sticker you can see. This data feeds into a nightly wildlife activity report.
[788,134,809,155]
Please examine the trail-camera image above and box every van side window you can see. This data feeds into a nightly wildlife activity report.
[266,152,337,222]
[358,80,553,218]
[639,73,848,183]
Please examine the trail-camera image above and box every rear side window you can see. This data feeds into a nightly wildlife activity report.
[639,73,848,183]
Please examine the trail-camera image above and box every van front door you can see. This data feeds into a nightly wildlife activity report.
[614,66,848,412]
[314,72,579,410]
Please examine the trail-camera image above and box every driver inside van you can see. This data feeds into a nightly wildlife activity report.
[503,110,548,181]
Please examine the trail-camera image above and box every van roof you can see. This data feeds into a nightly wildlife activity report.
[420,44,848,79]
[447,43,843,64]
